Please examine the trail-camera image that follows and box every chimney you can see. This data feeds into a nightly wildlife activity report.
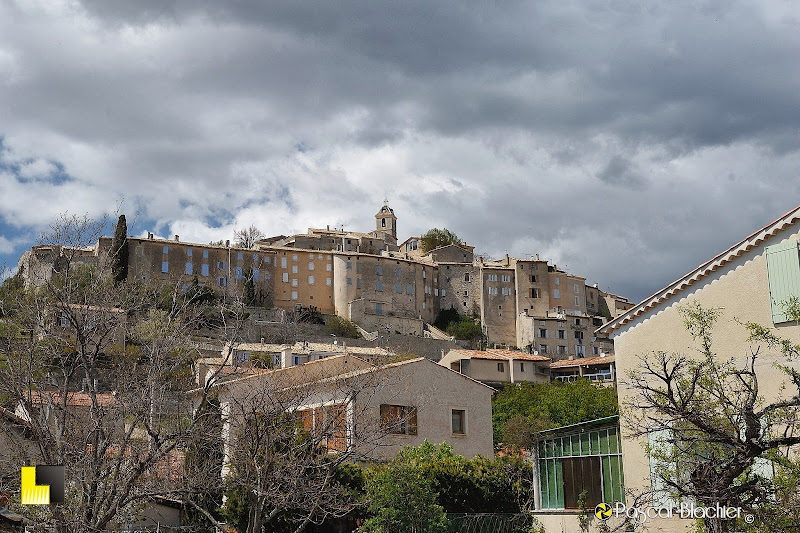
[174,235,179,241]
[505,253,510,266]
[280,347,292,368]
[225,239,230,247]
[535,253,539,260]
[441,349,445,360]
[148,232,154,240]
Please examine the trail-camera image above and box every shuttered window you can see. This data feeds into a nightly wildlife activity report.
[765,239,800,323]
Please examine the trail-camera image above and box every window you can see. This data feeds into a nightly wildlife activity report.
[376,265,383,276]
[217,261,226,269]
[501,275,510,283]
[520,362,525,372]
[326,277,332,286]
[163,245,169,254]
[452,409,465,434]
[575,331,584,340]
[497,362,505,372]
[281,257,287,268]
[554,277,560,285]
[487,274,497,282]
[161,261,169,273]
[357,279,362,289]
[558,345,567,355]
[765,239,800,323]
[441,289,446,296]
[308,275,315,285]
[202,264,209,276]
[252,268,259,281]
[347,277,352,286]
[254,253,259,261]
[187,248,192,257]
[396,268,402,277]
[375,303,383,315]
[282,272,289,282]
[203,250,209,259]
[292,265,298,274]
[576,345,585,357]
[326,263,332,272]
[531,275,537,282]
[575,296,580,305]
[218,277,227,287]
[465,273,470,282]
[538,425,624,509]
[538,328,548,338]
[396,282,403,294]
[539,344,549,354]
[236,267,242,280]
[502,287,511,296]
[554,289,560,299]
[593,346,600,355]
[575,318,582,326]
[406,283,413,295]
[557,329,566,339]
[435,288,439,296]
[380,404,418,435]
[292,279,298,287]
[488,287,498,295]
[291,291,298,300]
[531,288,541,298]
[184,262,192,275]
[574,284,579,293]
[423,270,427,279]
[376,280,383,292]
[309,253,315,258]
[308,262,315,271]
[237,251,243,260]
[292,254,298,261]
[357,263,362,273]
[347,260,352,270]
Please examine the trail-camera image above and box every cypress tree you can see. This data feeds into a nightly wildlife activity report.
[111,214,129,285]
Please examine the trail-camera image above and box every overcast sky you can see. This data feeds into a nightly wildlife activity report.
[1,0,799,302]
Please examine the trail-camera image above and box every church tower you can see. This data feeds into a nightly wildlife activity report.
[375,203,398,245]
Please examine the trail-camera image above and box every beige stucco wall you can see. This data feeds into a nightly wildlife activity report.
[611,229,800,532]
[438,351,549,384]
[360,359,495,460]
[271,249,335,313]
[126,237,275,304]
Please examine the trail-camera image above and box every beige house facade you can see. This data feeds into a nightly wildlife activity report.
[596,206,800,532]
[209,355,495,466]
[439,348,551,385]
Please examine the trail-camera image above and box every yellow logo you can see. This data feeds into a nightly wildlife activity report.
[21,466,64,505]
[595,502,613,520]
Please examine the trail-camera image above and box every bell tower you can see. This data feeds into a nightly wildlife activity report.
[375,203,398,245]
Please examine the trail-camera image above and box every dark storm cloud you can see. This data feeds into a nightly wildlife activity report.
[0,0,798,302]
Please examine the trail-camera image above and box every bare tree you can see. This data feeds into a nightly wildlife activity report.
[0,213,246,532]
[624,301,800,533]
[234,225,266,249]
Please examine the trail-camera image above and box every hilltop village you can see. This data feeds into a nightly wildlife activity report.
[19,203,632,362]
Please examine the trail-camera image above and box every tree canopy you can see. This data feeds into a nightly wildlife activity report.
[492,380,619,450]
[420,228,462,254]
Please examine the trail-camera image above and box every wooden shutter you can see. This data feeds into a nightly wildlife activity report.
[765,239,800,323]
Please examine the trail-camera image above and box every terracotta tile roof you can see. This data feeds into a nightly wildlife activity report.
[448,349,551,362]
[549,355,615,369]
[26,390,118,407]
[597,205,800,336]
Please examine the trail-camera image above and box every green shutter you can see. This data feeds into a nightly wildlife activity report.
[765,239,800,324]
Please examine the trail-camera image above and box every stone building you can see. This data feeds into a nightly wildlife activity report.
[17,203,631,359]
